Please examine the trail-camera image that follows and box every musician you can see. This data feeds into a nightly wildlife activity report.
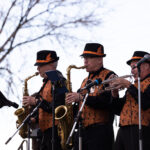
[66,43,116,150]
[111,51,150,150]
[22,50,68,150]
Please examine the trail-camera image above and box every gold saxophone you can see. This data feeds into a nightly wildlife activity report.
[14,72,39,138]
[55,65,85,150]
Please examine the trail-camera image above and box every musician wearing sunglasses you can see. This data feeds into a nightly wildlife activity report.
[66,43,117,150]
[111,51,150,150]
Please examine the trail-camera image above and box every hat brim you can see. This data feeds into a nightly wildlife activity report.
[126,59,140,65]
[80,53,106,57]
[127,59,150,65]
[34,57,59,66]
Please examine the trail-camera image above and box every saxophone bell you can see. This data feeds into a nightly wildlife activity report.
[55,65,85,150]
[14,72,39,138]
[55,105,68,120]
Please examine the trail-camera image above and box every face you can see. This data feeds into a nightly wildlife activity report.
[130,61,150,82]
[37,63,56,78]
[130,61,138,81]
[84,57,103,72]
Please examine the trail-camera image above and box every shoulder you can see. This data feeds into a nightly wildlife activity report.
[56,70,66,80]
[103,68,117,80]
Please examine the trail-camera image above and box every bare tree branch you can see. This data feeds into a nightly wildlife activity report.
[0,0,106,99]
[0,0,17,34]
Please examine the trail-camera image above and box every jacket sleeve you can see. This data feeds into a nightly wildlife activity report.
[128,84,150,110]
[85,91,112,109]
[111,96,126,116]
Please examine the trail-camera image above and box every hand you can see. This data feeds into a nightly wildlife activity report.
[107,74,119,98]
[111,77,131,90]
[65,92,83,104]
[109,77,131,98]
[22,96,36,107]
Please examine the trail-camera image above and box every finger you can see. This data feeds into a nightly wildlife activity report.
[66,94,74,99]
[23,103,27,107]
[65,99,72,104]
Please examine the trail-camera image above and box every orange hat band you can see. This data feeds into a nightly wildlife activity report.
[83,51,104,56]
[131,56,143,60]
[36,59,54,63]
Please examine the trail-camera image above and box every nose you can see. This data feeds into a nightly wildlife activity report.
[131,66,137,74]
[84,58,88,64]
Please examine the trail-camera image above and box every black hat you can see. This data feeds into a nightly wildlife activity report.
[80,43,106,57]
[127,51,150,65]
[34,50,59,66]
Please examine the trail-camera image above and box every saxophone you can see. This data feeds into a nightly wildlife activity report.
[14,72,39,138]
[55,65,85,150]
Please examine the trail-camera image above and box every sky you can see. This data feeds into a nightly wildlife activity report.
[0,0,150,149]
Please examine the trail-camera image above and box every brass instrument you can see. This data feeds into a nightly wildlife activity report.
[55,65,86,150]
[102,74,133,91]
[14,72,39,138]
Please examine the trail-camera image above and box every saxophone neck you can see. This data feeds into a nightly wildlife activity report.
[66,65,86,92]
[23,72,39,96]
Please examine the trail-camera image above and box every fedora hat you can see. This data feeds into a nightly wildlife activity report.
[80,43,106,57]
[34,50,59,66]
[127,51,150,65]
